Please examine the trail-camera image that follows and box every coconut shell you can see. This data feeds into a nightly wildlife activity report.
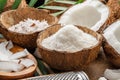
[0,7,58,50]
[99,0,120,33]
[102,37,120,68]
[0,45,37,80]
[4,0,27,11]
[37,24,103,71]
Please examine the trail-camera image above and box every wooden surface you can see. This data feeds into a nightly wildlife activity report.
[84,49,112,80]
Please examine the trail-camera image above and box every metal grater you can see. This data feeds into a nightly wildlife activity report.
[27,71,89,80]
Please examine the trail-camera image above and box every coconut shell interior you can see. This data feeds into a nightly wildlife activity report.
[37,24,103,71]
[0,7,58,49]
[103,37,120,68]
[0,45,37,80]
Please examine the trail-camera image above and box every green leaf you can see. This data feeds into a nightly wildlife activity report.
[28,0,38,7]
[38,5,67,11]
[44,0,50,4]
[12,0,22,9]
[0,0,7,13]
[51,11,64,17]
[54,0,76,5]
[36,58,49,75]
[76,0,84,4]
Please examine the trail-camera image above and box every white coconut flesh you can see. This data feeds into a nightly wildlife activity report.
[0,41,35,72]
[98,77,107,80]
[104,69,120,80]
[103,20,120,53]
[59,0,109,31]
[41,25,98,52]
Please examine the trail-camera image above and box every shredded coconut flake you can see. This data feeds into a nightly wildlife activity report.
[41,25,98,52]
[8,18,49,34]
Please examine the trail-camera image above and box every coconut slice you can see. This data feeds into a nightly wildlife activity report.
[98,77,107,80]
[20,59,35,68]
[6,40,14,50]
[9,49,28,60]
[0,61,24,72]
[103,20,120,67]
[37,24,102,70]
[104,69,120,80]
[0,7,58,49]
[59,0,109,32]
[0,41,13,61]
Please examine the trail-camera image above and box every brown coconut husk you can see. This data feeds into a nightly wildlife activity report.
[4,0,27,11]
[99,0,120,33]
[102,37,120,68]
[107,0,120,19]
[0,45,37,80]
[37,24,103,71]
[0,7,58,50]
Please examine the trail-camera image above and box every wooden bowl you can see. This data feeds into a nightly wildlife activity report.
[0,7,58,50]
[0,45,37,80]
[37,24,103,71]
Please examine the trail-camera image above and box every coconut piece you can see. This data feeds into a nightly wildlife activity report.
[0,61,24,72]
[0,41,13,61]
[6,40,14,50]
[9,49,29,60]
[104,69,120,80]
[33,48,42,59]
[103,20,120,67]
[0,7,58,49]
[41,25,98,52]
[98,77,107,80]
[37,24,102,70]
[20,59,35,68]
[59,0,109,32]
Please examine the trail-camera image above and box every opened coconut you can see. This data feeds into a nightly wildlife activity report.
[37,24,102,70]
[59,0,111,33]
[4,0,27,11]
[0,7,58,49]
[103,20,120,67]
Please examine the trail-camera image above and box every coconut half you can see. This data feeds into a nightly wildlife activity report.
[0,7,58,49]
[59,0,110,32]
[37,24,102,70]
[103,20,120,67]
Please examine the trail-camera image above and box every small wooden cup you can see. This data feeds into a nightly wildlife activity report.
[37,24,103,71]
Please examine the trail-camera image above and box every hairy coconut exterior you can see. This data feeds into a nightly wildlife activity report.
[37,24,103,71]
[0,45,37,80]
[0,7,58,49]
[4,0,27,11]
[99,0,120,33]
[103,38,120,68]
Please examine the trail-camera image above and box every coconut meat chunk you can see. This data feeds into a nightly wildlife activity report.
[59,0,109,31]
[104,69,120,80]
[103,20,120,53]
